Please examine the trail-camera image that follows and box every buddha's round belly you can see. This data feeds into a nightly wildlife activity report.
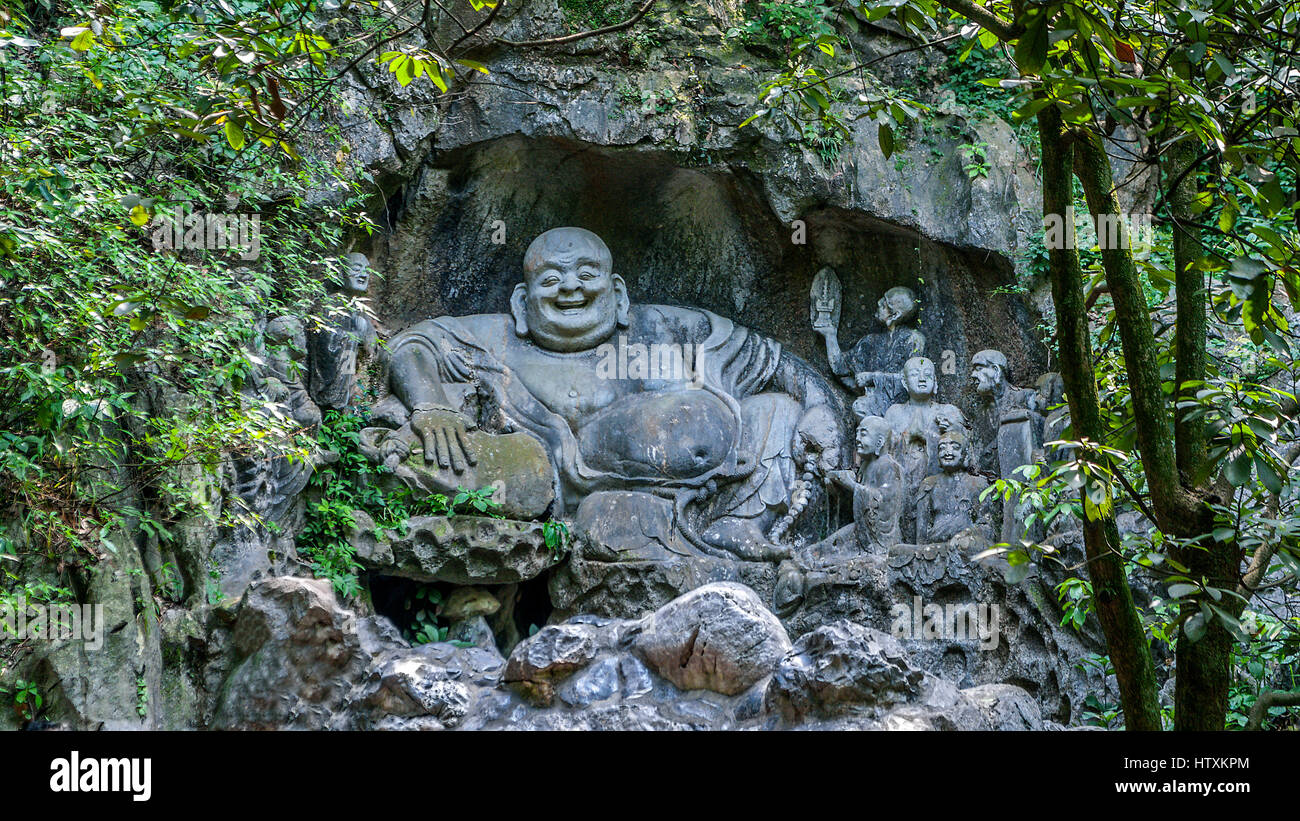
[578,390,737,480]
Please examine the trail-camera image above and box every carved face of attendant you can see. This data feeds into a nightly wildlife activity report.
[875,286,918,330]
[937,431,966,473]
[855,416,891,460]
[971,349,1007,395]
[342,252,372,294]
[794,405,842,479]
[265,316,306,361]
[903,357,937,401]
[513,227,629,353]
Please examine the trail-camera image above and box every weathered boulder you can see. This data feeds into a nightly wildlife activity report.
[26,540,165,730]
[442,586,501,620]
[363,657,471,727]
[630,582,791,695]
[765,620,924,722]
[503,623,600,705]
[212,577,367,730]
[962,683,1044,731]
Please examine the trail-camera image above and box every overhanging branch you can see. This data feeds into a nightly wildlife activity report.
[496,0,658,48]
[942,0,1020,42]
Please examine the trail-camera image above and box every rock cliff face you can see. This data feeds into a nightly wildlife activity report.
[208,577,1050,731]
[333,0,1051,397]
[4,1,1119,732]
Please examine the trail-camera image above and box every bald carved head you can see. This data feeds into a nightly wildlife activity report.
[971,349,1008,395]
[513,228,628,352]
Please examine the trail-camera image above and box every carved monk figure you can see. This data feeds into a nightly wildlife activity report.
[828,415,904,552]
[813,281,925,420]
[374,227,837,562]
[1035,371,1069,460]
[883,356,964,484]
[309,252,377,410]
[971,349,1044,543]
[915,429,990,544]
[970,349,1041,468]
[233,315,321,525]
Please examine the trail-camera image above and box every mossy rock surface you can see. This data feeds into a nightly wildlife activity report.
[361,516,559,585]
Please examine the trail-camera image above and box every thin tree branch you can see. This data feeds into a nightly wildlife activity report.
[1245,690,1300,730]
[496,0,658,47]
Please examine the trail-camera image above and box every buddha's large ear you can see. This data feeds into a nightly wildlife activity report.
[510,283,530,337]
[613,274,630,328]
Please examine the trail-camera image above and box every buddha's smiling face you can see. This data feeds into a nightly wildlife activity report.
[518,228,625,352]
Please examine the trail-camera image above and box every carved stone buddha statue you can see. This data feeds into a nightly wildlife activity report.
[370,227,841,563]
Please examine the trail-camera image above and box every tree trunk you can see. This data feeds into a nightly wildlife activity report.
[1072,133,1200,527]
[1073,130,1242,730]
[1039,107,1162,730]
[1166,138,1209,485]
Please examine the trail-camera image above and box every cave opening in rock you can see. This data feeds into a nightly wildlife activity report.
[365,573,554,655]
[511,575,554,641]
[367,575,453,643]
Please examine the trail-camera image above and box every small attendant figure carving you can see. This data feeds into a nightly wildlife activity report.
[812,278,926,420]
[884,356,965,484]
[970,349,1043,544]
[233,315,322,525]
[915,429,990,544]
[309,252,377,411]
[828,415,904,553]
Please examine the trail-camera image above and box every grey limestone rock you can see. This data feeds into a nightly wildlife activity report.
[630,582,791,696]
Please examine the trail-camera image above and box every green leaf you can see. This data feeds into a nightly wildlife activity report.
[1255,455,1282,495]
[1004,562,1031,584]
[224,120,245,150]
[1223,452,1252,486]
[0,35,40,48]
[878,122,894,159]
[1015,9,1050,74]
[455,59,490,75]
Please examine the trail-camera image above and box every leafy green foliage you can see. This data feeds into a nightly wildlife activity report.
[543,519,571,561]
[2,678,42,722]
[135,674,148,719]
[406,585,448,645]
[1056,577,1095,632]
[0,1,383,609]
[1227,611,1300,729]
[299,411,521,597]
[560,0,634,31]
[450,486,504,516]
[726,0,837,49]
[957,140,989,180]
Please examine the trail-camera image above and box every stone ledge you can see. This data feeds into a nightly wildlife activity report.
[356,515,559,585]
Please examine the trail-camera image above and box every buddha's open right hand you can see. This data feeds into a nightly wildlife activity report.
[410,406,477,474]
